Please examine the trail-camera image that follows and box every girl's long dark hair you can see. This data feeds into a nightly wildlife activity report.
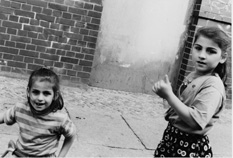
[27,67,64,116]
[194,26,231,87]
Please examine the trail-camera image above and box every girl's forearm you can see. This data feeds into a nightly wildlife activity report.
[58,135,75,157]
[166,92,200,129]
[0,112,4,124]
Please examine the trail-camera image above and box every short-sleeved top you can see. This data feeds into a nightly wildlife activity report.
[3,102,76,156]
[165,72,226,135]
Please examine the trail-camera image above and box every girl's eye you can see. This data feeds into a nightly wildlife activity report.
[207,49,217,54]
[43,91,52,96]
[194,46,202,51]
[32,90,40,95]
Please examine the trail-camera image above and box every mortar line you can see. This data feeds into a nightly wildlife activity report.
[121,115,150,150]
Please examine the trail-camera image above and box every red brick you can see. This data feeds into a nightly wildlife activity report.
[68,39,78,45]
[85,54,93,60]
[56,50,66,56]
[61,56,78,64]
[44,60,54,66]
[66,51,75,57]
[14,55,24,62]
[3,53,14,60]
[9,15,19,22]
[48,3,67,11]
[5,41,16,47]
[79,60,92,66]
[71,46,81,52]
[77,71,90,78]
[74,1,84,8]
[0,27,6,33]
[27,0,47,7]
[72,14,82,20]
[69,7,87,15]
[2,21,22,29]
[36,13,55,22]
[83,66,91,72]
[86,23,99,30]
[42,8,52,15]
[11,35,31,43]
[1,0,11,7]
[34,58,44,65]
[0,33,10,40]
[24,57,34,63]
[26,44,36,50]
[19,17,29,23]
[75,53,84,59]
[62,12,72,19]
[54,62,63,68]
[19,49,39,57]
[64,63,73,69]
[94,5,103,12]
[13,0,27,3]
[0,6,14,14]
[32,6,42,13]
[0,46,19,55]
[88,11,101,18]
[22,4,32,11]
[28,32,38,38]
[64,32,82,40]
[87,42,96,49]
[67,70,76,76]
[11,2,21,9]
[83,36,97,43]
[82,47,95,54]
[14,10,34,18]
[80,29,89,35]
[0,13,8,20]
[24,25,43,33]
[36,46,46,52]
[44,28,63,36]
[30,19,39,25]
[18,30,27,36]
[40,53,59,61]
[32,39,50,47]
[84,3,93,9]
[90,0,102,5]
[28,63,42,70]
[7,60,26,68]
[52,10,62,17]
[16,42,26,49]
[56,17,75,26]
[1,66,11,72]
[7,28,17,35]
[46,48,56,54]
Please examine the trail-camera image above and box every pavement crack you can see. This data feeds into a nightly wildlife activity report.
[102,145,144,151]
[121,115,149,150]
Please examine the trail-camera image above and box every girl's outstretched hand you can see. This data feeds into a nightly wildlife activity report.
[152,75,173,99]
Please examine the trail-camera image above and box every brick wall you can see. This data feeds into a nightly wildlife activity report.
[0,0,103,84]
[176,0,232,104]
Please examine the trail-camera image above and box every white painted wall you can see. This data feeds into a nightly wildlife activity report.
[90,0,192,94]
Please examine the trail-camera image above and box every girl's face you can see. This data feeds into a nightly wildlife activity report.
[28,80,55,112]
[192,35,226,75]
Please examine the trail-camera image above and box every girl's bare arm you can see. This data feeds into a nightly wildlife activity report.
[57,135,76,157]
[153,75,199,129]
[0,112,4,124]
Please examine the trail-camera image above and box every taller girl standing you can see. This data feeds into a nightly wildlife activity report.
[152,26,231,157]
[0,67,76,157]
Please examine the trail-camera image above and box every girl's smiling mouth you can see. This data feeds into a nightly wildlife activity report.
[197,61,206,65]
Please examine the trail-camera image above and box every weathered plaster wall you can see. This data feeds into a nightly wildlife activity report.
[90,0,191,94]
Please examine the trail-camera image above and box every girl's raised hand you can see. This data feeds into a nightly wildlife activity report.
[152,75,173,99]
